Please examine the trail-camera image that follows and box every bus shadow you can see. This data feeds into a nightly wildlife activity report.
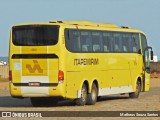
[0,96,75,107]
[0,95,129,107]
[0,96,32,107]
[97,95,129,102]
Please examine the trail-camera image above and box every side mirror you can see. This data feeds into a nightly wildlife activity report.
[150,50,153,60]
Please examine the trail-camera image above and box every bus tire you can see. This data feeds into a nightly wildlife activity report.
[30,97,58,107]
[86,83,98,105]
[75,84,87,106]
[129,81,141,98]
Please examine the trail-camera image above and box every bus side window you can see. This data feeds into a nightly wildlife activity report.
[81,36,88,52]
[113,33,122,52]
[66,30,73,52]
[66,30,81,52]
[92,31,102,52]
[121,33,130,52]
[131,33,140,53]
[93,44,100,52]
[103,32,112,52]
[81,31,92,52]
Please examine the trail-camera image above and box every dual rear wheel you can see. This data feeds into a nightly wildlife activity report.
[75,83,98,106]
[75,80,141,106]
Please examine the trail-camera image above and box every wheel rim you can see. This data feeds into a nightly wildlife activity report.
[92,89,97,101]
[135,82,140,95]
[81,87,87,102]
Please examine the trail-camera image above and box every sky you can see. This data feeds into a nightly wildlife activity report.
[0,0,160,59]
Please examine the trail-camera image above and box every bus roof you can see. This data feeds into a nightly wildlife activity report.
[13,20,145,34]
[48,20,144,34]
[49,20,119,28]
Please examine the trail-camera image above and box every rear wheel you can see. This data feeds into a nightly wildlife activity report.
[129,81,141,98]
[86,83,98,105]
[75,84,87,106]
[30,97,58,107]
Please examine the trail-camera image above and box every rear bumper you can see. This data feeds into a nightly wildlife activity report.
[9,82,65,98]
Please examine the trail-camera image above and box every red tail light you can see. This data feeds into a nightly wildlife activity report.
[58,70,64,83]
[9,70,12,82]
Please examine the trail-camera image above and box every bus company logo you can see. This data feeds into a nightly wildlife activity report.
[26,60,43,73]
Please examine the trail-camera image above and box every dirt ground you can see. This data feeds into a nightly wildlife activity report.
[0,74,159,120]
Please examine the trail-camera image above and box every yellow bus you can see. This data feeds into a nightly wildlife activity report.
[9,20,153,106]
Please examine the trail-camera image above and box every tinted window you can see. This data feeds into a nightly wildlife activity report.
[92,32,102,52]
[113,33,122,52]
[141,34,148,53]
[81,31,92,52]
[65,29,140,54]
[121,33,130,52]
[130,33,140,53]
[12,25,59,46]
[103,32,113,52]
[66,30,81,52]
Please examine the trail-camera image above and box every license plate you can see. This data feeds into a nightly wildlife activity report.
[29,82,40,86]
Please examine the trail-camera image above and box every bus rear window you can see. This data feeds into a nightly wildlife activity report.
[12,25,59,46]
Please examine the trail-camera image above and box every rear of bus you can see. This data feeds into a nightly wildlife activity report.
[9,24,65,105]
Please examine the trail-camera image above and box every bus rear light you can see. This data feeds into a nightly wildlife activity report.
[9,70,12,82]
[58,70,64,83]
